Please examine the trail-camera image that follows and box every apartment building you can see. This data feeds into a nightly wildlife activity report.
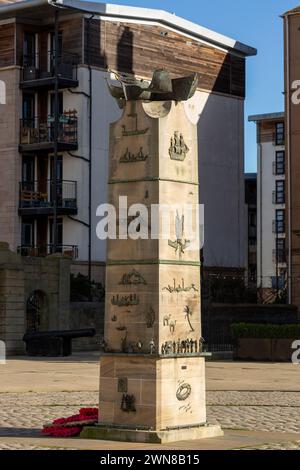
[0,0,256,283]
[283,6,300,307]
[248,113,287,298]
[244,172,257,283]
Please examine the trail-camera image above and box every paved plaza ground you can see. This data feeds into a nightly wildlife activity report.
[0,354,300,450]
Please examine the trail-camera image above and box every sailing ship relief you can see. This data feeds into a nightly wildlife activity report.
[169,131,189,161]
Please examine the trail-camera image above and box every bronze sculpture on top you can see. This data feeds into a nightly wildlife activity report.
[107,68,198,104]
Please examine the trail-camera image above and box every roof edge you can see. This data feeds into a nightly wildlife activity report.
[0,0,257,57]
[282,6,300,17]
[248,112,285,122]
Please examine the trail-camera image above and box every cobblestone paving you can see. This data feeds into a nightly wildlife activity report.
[239,441,300,450]
[0,391,299,449]
[206,391,300,434]
[0,443,74,450]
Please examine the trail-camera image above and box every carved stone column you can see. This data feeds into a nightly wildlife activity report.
[81,72,223,443]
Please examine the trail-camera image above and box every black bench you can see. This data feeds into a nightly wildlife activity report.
[23,328,96,357]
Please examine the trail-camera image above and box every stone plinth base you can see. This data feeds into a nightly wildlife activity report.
[80,424,223,444]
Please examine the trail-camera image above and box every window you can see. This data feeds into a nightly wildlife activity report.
[50,32,63,58]
[21,219,35,246]
[271,275,285,290]
[249,212,256,227]
[49,218,63,250]
[276,238,286,263]
[22,156,35,183]
[276,209,285,234]
[23,32,36,67]
[50,92,63,116]
[22,93,35,127]
[275,122,284,146]
[276,180,285,204]
[276,151,285,175]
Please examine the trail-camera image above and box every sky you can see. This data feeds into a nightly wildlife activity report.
[89,0,299,173]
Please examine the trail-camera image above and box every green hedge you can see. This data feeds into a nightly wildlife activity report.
[231,323,300,339]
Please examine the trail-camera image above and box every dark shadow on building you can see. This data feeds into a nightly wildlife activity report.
[117,26,133,74]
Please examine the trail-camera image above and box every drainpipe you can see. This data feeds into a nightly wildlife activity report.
[53,7,59,252]
[285,16,292,304]
[258,135,263,292]
[87,15,94,290]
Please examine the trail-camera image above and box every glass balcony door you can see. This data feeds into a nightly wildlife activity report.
[23,32,36,67]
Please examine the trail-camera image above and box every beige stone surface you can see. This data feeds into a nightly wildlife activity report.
[1,356,300,393]
[98,354,207,430]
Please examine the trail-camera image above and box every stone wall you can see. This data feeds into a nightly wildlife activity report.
[70,301,104,351]
[0,242,71,355]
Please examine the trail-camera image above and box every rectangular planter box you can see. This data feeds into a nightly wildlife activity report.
[234,338,297,362]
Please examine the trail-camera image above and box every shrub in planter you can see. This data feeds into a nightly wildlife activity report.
[231,323,300,339]
[231,323,300,361]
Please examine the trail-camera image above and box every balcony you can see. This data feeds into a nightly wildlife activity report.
[19,112,78,153]
[17,245,78,259]
[19,180,77,216]
[272,249,287,265]
[20,51,79,90]
[272,220,285,234]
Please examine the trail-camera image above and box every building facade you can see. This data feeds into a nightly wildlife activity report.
[0,0,256,283]
[249,113,287,300]
[283,6,300,308]
[244,172,257,283]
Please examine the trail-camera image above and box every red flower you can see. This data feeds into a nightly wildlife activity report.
[42,408,99,438]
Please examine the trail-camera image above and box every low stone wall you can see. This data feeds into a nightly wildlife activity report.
[202,303,299,351]
[0,242,71,355]
[70,302,104,351]
[234,338,297,362]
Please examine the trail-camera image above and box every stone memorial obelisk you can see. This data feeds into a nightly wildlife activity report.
[82,70,223,443]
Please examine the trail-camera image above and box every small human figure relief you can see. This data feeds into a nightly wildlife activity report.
[122,113,149,136]
[120,147,148,163]
[118,378,128,393]
[199,336,205,353]
[111,294,139,307]
[162,278,199,294]
[121,329,128,353]
[184,305,195,333]
[146,307,155,328]
[99,337,110,352]
[169,131,189,161]
[111,315,117,322]
[168,212,190,259]
[119,269,147,285]
[120,394,136,412]
[160,338,201,356]
[163,314,171,326]
[169,320,176,335]
[149,338,156,355]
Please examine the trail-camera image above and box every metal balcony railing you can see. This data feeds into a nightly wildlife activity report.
[272,249,287,264]
[272,220,285,234]
[19,180,77,211]
[21,51,79,82]
[20,112,78,147]
[17,244,78,259]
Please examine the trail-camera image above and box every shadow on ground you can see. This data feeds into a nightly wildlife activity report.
[0,427,41,437]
